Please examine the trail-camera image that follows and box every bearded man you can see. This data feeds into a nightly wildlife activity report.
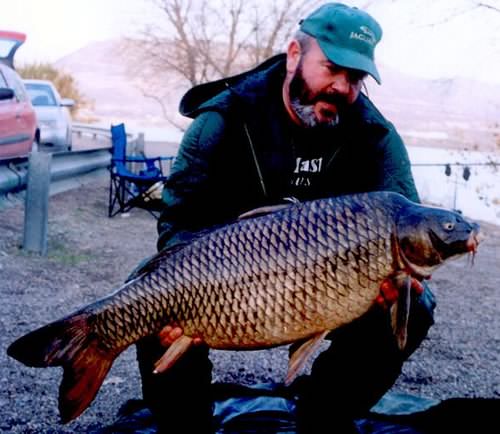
[136,3,435,433]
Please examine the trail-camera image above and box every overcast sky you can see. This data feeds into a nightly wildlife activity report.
[0,0,147,62]
[1,0,499,84]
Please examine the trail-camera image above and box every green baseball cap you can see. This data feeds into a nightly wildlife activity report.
[299,3,382,84]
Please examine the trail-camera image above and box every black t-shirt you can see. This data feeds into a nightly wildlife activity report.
[279,111,344,201]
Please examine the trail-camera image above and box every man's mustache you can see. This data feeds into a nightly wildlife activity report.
[311,92,348,108]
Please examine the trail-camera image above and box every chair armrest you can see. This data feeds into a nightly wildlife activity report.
[124,155,153,163]
[139,156,175,172]
[114,156,174,163]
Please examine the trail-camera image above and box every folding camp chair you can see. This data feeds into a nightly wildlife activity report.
[108,123,173,218]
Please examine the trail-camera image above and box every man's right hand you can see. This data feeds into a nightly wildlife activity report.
[158,325,203,347]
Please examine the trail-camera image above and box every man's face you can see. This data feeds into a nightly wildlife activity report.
[286,39,366,128]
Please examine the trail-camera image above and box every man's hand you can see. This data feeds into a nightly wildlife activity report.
[375,276,426,309]
[158,325,203,346]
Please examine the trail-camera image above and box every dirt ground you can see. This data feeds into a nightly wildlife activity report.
[1,175,499,433]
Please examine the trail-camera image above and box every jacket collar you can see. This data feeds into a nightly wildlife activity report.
[179,54,286,118]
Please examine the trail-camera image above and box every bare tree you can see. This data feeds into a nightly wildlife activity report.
[474,1,500,13]
[124,0,321,127]
[139,0,322,85]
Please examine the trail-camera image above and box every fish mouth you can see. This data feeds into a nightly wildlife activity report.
[428,223,481,260]
[397,227,481,280]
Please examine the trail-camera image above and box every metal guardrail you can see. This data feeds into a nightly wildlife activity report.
[0,148,111,197]
[72,122,116,138]
[71,122,138,151]
[0,123,147,199]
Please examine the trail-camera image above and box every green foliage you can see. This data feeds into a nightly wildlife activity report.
[17,62,90,115]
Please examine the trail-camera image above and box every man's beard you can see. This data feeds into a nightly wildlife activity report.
[289,62,347,129]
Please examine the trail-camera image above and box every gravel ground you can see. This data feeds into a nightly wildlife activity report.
[1,175,499,433]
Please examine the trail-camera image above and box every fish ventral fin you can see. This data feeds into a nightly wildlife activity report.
[7,312,117,423]
[286,331,328,386]
[153,335,194,373]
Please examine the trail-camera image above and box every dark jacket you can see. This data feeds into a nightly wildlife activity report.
[157,54,419,250]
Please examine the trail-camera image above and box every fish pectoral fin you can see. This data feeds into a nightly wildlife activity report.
[153,335,194,374]
[286,331,328,386]
[390,276,412,351]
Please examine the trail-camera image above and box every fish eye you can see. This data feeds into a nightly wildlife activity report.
[442,221,455,231]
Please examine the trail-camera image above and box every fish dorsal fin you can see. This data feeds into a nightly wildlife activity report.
[153,335,194,374]
[238,196,300,220]
[239,197,300,220]
[286,331,328,386]
[238,203,293,220]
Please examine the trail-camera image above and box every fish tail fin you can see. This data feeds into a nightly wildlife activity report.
[7,312,117,423]
[58,341,114,423]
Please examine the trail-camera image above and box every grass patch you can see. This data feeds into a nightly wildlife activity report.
[47,239,93,265]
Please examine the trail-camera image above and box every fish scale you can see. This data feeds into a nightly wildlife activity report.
[95,194,390,351]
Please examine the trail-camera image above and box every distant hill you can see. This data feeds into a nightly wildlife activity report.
[56,39,500,151]
[56,39,179,126]
[365,65,500,150]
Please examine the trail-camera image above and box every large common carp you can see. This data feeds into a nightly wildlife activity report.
[7,191,480,423]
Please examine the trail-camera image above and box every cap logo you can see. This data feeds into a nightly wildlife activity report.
[349,25,376,46]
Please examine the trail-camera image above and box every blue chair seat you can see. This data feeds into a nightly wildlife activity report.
[108,123,174,218]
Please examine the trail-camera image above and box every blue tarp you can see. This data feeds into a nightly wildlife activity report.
[95,383,500,434]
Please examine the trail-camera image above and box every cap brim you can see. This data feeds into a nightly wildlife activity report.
[317,39,382,85]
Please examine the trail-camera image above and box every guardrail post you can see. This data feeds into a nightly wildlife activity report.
[23,151,52,255]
